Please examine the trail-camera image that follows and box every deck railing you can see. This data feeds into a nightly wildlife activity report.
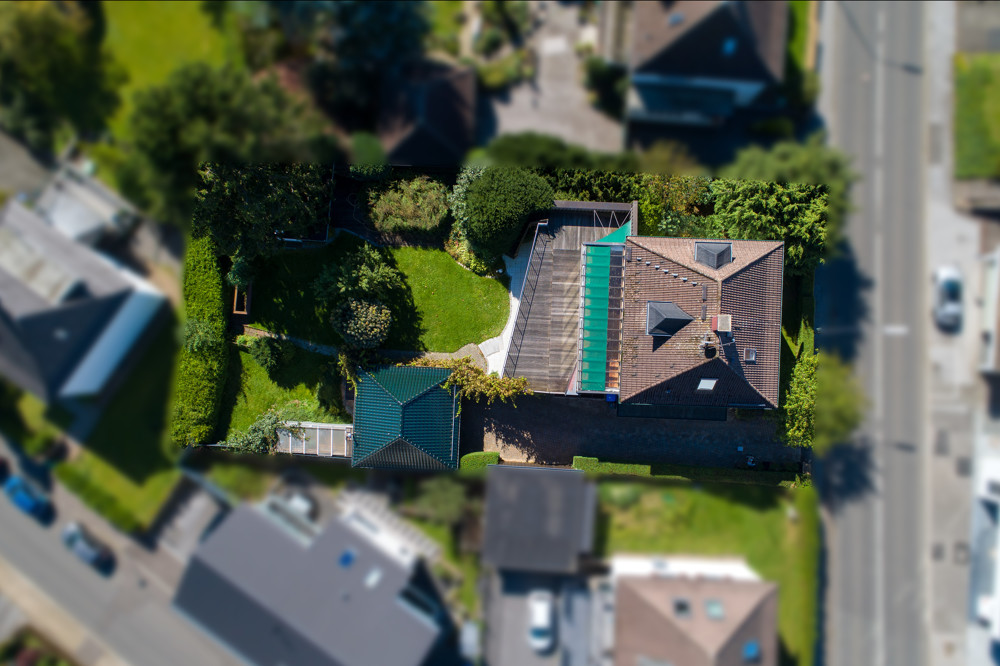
[502,222,551,378]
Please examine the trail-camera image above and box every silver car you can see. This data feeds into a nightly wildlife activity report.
[932,265,962,331]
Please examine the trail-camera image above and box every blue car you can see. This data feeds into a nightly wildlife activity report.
[4,476,52,522]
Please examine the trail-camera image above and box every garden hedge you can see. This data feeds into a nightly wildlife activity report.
[571,456,801,488]
[459,451,500,471]
[169,235,230,446]
[54,465,142,534]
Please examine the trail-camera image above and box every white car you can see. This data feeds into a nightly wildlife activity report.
[932,265,963,331]
[527,590,555,653]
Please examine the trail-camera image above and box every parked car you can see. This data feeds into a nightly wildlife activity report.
[3,476,52,522]
[61,522,114,574]
[932,265,963,331]
[527,590,556,653]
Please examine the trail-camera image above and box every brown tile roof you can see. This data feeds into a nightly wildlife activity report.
[619,237,783,408]
[630,1,788,83]
[614,576,778,666]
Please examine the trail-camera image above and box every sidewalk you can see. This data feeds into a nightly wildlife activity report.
[922,4,982,666]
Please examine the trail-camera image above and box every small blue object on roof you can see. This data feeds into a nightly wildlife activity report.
[606,393,618,403]
[743,639,761,662]
[339,549,355,568]
[723,37,738,56]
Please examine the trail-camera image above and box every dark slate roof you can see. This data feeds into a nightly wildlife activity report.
[620,237,783,408]
[695,241,733,269]
[378,62,476,167]
[352,366,460,470]
[173,505,452,666]
[483,466,596,574]
[0,201,133,400]
[647,301,694,337]
[630,1,788,84]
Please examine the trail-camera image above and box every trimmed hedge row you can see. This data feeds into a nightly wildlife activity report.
[571,456,801,488]
[54,465,142,534]
[169,235,230,446]
[459,451,500,471]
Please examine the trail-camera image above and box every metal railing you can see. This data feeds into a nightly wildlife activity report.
[502,222,551,378]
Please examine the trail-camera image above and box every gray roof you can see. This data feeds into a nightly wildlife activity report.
[483,466,596,574]
[0,201,134,399]
[174,505,451,666]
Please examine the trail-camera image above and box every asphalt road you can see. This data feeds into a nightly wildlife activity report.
[0,440,240,666]
[816,2,927,666]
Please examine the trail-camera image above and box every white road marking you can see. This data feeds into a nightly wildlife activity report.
[883,324,911,336]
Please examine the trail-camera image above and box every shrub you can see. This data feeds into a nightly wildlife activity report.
[583,56,627,117]
[219,410,287,455]
[333,298,392,349]
[408,476,466,525]
[239,335,295,374]
[783,350,818,448]
[474,26,505,57]
[464,165,553,259]
[476,49,535,91]
[54,465,142,533]
[349,132,390,182]
[369,176,449,233]
[182,318,222,354]
[169,235,230,446]
[599,483,642,509]
[226,254,253,288]
[407,356,532,407]
[571,456,798,487]
[459,451,500,471]
[313,243,403,304]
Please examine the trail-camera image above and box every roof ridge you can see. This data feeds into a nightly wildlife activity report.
[720,243,784,284]
[363,369,405,406]
[623,577,715,663]
[629,237,714,282]
[400,369,451,406]
[710,581,778,658]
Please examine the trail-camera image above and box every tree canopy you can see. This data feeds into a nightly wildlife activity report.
[782,350,817,449]
[720,132,855,248]
[708,179,828,277]
[130,63,322,225]
[0,1,125,152]
[464,166,554,259]
[814,351,866,456]
[192,162,331,272]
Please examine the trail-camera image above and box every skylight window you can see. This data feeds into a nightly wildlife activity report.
[705,599,724,620]
[723,37,738,56]
[673,598,692,618]
[339,549,356,568]
[697,378,718,392]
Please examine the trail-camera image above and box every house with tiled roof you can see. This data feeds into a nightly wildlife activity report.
[502,201,783,414]
[351,365,460,470]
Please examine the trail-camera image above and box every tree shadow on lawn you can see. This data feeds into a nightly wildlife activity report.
[382,250,426,351]
[214,346,244,441]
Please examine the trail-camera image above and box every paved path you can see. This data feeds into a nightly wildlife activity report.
[485,1,624,153]
[241,326,489,371]
[460,394,799,469]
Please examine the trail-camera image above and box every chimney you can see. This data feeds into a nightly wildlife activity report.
[711,314,732,333]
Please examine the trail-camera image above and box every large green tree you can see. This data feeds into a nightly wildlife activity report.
[708,179,828,277]
[720,132,855,248]
[464,166,554,259]
[129,63,322,225]
[0,1,125,152]
[193,162,331,280]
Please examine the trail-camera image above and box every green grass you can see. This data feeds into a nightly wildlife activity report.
[572,457,800,487]
[249,235,510,353]
[206,461,273,501]
[955,53,1000,179]
[0,381,72,458]
[58,323,182,530]
[103,1,243,137]
[219,348,350,439]
[387,247,508,352]
[410,516,481,616]
[596,482,819,666]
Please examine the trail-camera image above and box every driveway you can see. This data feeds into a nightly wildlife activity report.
[486,571,592,666]
[461,394,800,469]
[484,1,624,153]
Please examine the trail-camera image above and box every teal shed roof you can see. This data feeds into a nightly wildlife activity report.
[352,366,460,470]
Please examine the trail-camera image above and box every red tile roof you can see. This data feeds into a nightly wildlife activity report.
[619,238,783,408]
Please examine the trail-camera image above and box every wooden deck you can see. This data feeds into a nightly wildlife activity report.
[503,210,621,392]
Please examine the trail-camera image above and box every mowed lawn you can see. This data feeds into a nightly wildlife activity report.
[389,247,508,352]
[596,482,820,666]
[250,235,509,353]
[59,323,182,529]
[219,349,349,439]
[103,0,242,136]
[955,53,1000,179]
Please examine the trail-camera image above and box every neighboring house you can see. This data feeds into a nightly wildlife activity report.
[972,458,1000,641]
[34,165,139,246]
[174,503,458,666]
[378,61,477,167]
[482,465,597,575]
[609,0,787,136]
[0,200,165,402]
[605,555,778,666]
[502,201,783,413]
[351,365,460,470]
